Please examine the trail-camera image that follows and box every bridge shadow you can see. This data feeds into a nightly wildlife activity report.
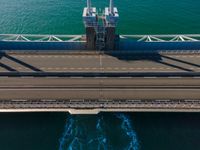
[0,62,17,72]
[0,41,85,51]
[106,40,200,72]
[0,52,42,72]
[0,39,199,72]
[118,39,200,51]
[105,50,194,72]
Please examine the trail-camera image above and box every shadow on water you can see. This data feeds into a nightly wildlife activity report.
[0,113,66,150]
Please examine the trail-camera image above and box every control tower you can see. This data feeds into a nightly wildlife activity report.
[104,0,119,50]
[83,0,119,50]
[83,0,97,50]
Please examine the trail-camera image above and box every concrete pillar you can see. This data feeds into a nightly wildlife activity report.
[105,27,116,50]
[86,27,96,50]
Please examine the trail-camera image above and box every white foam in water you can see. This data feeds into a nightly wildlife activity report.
[59,115,109,150]
[59,114,138,150]
[88,116,108,150]
[59,116,74,150]
[116,113,139,150]
[96,117,108,150]
[59,116,83,150]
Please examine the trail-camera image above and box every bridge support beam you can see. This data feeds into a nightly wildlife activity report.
[86,27,96,50]
[105,27,116,50]
[83,0,97,50]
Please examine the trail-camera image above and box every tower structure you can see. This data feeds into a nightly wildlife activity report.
[83,0,97,50]
[104,0,119,50]
[83,0,119,50]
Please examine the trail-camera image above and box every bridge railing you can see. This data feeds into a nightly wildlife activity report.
[0,34,86,42]
[120,34,200,42]
[0,99,200,113]
[0,34,200,43]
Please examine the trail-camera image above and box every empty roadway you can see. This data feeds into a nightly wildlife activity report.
[0,77,199,100]
[0,51,199,112]
[0,52,200,73]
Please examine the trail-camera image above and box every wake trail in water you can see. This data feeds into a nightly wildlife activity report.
[59,116,84,150]
[116,113,139,150]
[59,113,138,150]
[59,116,74,150]
[59,115,109,150]
[88,116,108,150]
[59,116,79,150]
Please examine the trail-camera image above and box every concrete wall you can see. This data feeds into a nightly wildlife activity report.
[0,41,86,51]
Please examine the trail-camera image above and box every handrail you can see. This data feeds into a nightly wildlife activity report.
[0,34,200,42]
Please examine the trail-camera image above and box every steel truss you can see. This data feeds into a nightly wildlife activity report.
[0,34,200,43]
[0,34,84,42]
[120,34,200,42]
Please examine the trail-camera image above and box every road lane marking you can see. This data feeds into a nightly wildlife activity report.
[10,66,194,71]
[143,77,158,79]
[168,77,182,79]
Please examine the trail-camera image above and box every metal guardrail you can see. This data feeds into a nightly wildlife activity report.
[0,99,200,111]
[0,34,85,42]
[120,34,200,42]
[0,34,200,42]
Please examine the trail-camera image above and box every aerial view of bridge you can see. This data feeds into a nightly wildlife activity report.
[0,0,200,114]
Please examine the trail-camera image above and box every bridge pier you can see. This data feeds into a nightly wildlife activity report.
[83,0,119,51]
[83,0,97,50]
[105,27,116,50]
[104,0,119,50]
[86,27,96,50]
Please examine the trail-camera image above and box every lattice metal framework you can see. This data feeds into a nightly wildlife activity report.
[0,34,85,42]
[120,34,200,42]
[0,34,200,42]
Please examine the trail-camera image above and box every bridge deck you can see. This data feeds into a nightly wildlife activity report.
[0,77,199,100]
[0,51,199,113]
[0,52,200,73]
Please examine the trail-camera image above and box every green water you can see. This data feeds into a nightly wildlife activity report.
[0,113,200,150]
[0,0,200,150]
[0,0,200,34]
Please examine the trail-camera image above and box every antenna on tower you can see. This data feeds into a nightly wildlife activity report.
[105,0,119,26]
[109,0,114,14]
[87,0,91,15]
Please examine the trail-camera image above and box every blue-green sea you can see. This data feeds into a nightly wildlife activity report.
[1,0,200,35]
[0,0,200,150]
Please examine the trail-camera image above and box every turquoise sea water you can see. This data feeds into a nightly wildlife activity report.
[0,0,200,34]
[0,0,200,150]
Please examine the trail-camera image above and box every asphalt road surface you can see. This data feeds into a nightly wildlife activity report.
[0,52,200,72]
[0,77,199,100]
